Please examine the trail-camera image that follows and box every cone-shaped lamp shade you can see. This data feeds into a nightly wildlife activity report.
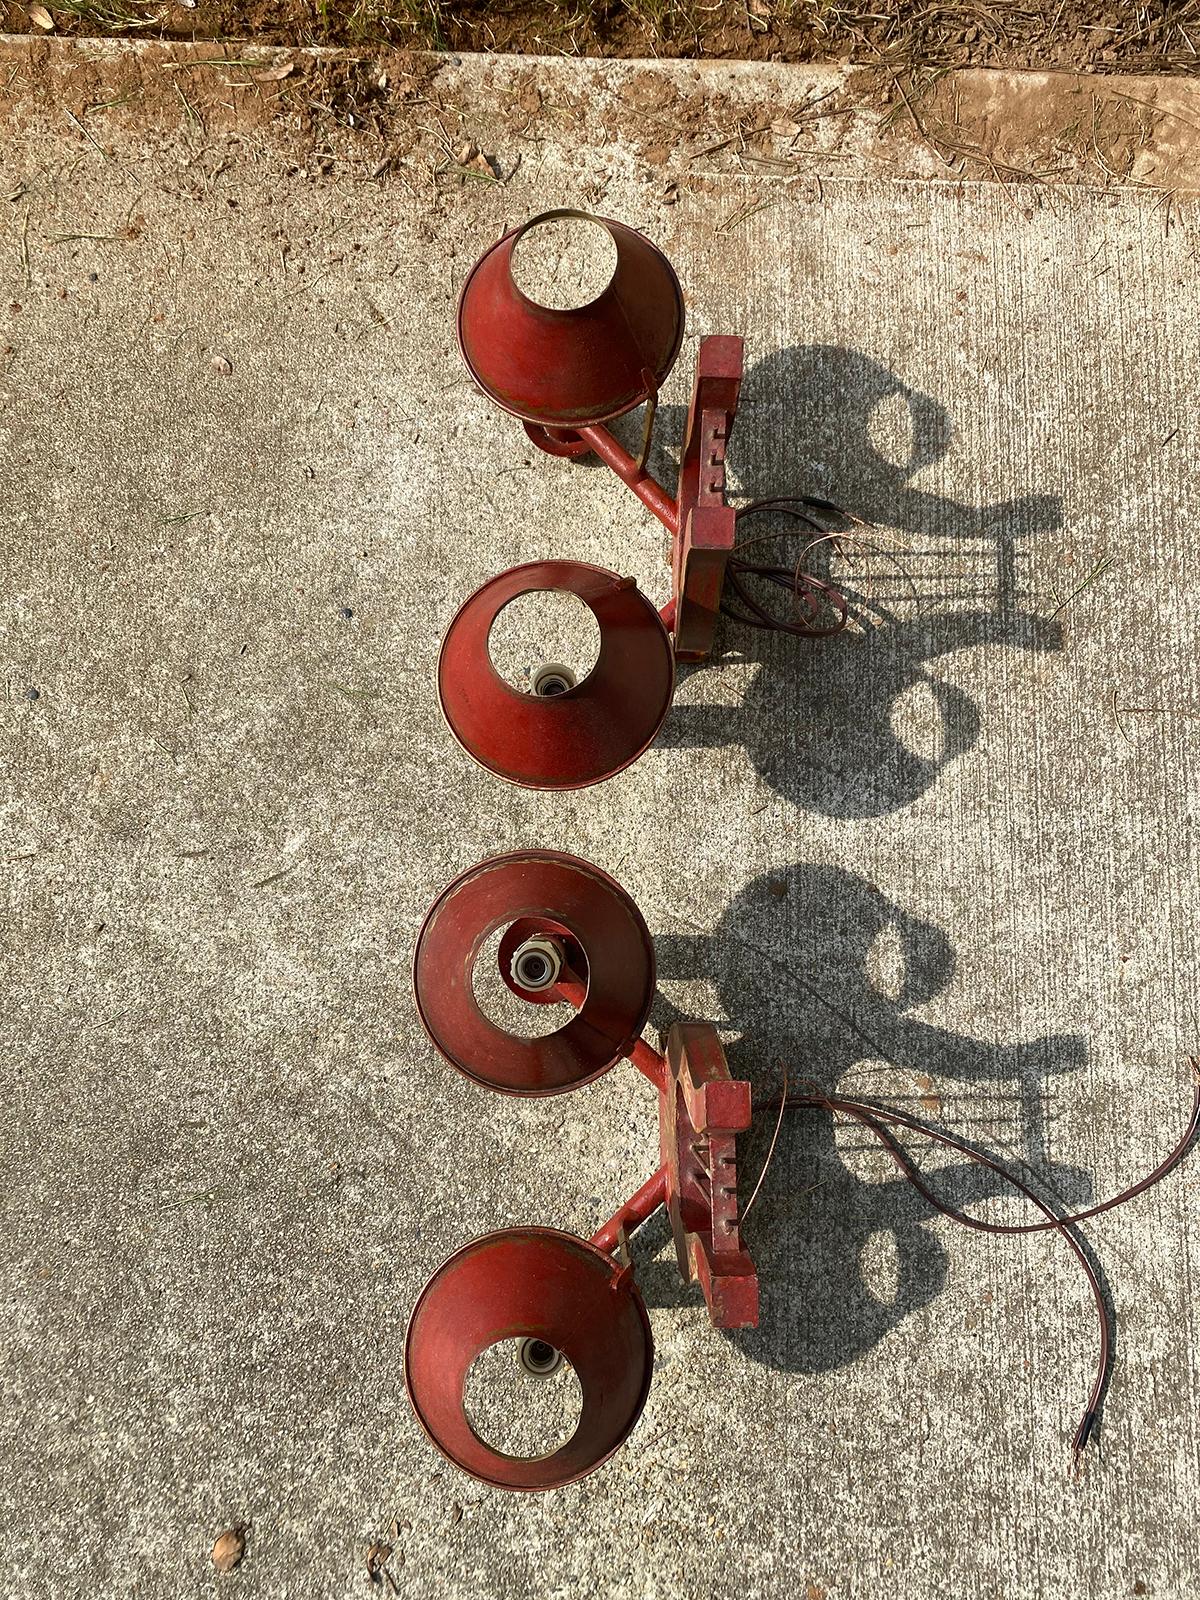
[438,560,675,791]
[457,209,685,428]
[413,850,655,1095]
[406,1228,654,1491]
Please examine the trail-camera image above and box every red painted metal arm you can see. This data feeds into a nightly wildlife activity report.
[627,1037,666,1091]
[555,971,587,1008]
[576,423,679,536]
[553,970,665,1093]
[590,1166,668,1255]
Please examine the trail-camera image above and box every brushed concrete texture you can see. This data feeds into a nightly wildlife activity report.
[1,41,1199,1600]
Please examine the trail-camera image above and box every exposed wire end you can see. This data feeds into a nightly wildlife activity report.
[1074,1409,1097,1457]
[767,1062,1200,1464]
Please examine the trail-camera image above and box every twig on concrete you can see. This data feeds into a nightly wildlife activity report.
[251,864,300,890]
[1111,685,1132,746]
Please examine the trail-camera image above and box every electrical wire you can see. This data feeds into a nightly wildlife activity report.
[723,495,853,638]
[750,1062,1200,1462]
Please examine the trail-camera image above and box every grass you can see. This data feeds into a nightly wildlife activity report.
[6,0,1199,73]
[1047,552,1119,620]
[315,0,448,47]
[53,0,163,29]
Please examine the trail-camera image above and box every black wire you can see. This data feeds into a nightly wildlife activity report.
[723,496,854,638]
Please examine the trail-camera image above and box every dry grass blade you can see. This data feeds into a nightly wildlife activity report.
[717,194,783,232]
[1047,552,1119,620]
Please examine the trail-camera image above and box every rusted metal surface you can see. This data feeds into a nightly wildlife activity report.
[672,337,745,661]
[437,559,675,791]
[590,1167,669,1257]
[574,420,680,534]
[407,852,762,1488]
[405,1227,654,1491]
[412,851,656,1095]
[660,1023,759,1329]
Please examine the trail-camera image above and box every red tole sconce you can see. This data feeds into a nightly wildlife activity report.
[442,210,746,790]
[407,850,759,1490]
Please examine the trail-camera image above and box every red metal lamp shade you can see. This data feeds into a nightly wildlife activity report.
[412,850,656,1096]
[405,1227,654,1491]
[457,208,684,429]
[437,559,675,790]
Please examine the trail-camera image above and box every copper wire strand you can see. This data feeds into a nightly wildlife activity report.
[724,496,851,637]
[749,1062,1200,1460]
[741,1057,789,1223]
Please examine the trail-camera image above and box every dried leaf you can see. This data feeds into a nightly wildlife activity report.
[366,1541,391,1573]
[749,0,771,12]
[367,1543,400,1592]
[211,1529,245,1573]
[255,62,295,82]
[455,140,478,164]
[771,117,804,138]
[467,151,497,178]
[29,5,55,28]
[210,354,233,376]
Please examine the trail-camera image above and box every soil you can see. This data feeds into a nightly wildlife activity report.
[2,29,1197,200]
[1,0,1198,78]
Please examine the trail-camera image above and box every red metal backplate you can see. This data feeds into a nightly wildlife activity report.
[660,1022,759,1328]
[457,208,685,428]
[438,560,675,791]
[672,335,744,662]
[406,1227,654,1491]
[413,851,656,1096]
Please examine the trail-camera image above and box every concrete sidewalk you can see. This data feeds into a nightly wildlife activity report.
[1,37,1198,1600]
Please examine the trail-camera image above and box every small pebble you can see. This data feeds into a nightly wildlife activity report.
[25,687,40,702]
[211,1528,245,1573]
[339,606,354,620]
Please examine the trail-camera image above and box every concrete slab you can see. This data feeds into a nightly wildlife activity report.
[1,37,1198,1600]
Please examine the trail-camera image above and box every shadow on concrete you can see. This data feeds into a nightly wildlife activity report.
[651,344,1065,818]
[637,861,1091,1376]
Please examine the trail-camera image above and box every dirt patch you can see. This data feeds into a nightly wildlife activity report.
[0,35,439,157]
[2,0,1199,77]
[2,36,1196,198]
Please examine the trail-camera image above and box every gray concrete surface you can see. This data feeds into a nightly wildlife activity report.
[2,38,1199,1600]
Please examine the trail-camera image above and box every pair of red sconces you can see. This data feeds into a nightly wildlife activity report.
[406,211,1198,1488]
[439,207,745,789]
[407,215,759,1488]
